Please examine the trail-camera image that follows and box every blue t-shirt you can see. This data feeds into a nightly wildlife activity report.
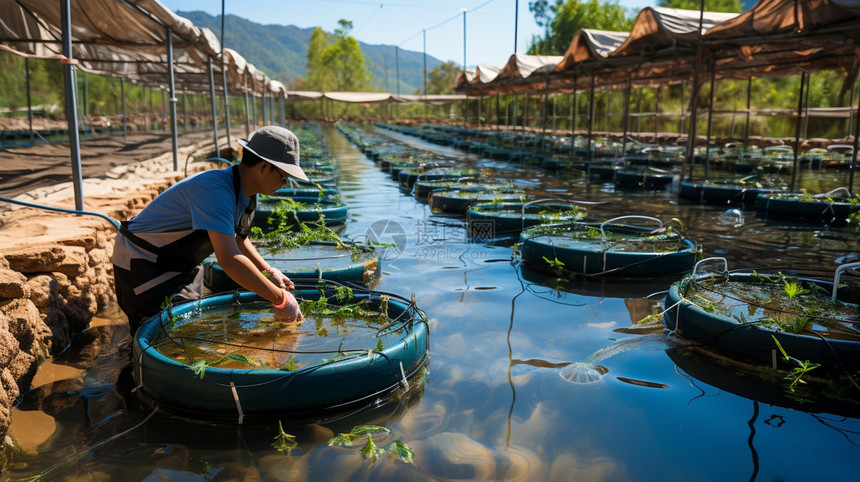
[128,167,250,235]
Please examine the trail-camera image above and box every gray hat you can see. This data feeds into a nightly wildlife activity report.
[238,126,309,182]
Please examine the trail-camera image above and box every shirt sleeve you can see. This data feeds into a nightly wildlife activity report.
[188,175,240,235]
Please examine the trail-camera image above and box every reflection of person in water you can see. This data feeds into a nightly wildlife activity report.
[112,126,307,332]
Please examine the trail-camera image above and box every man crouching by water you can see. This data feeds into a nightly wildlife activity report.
[112,126,305,332]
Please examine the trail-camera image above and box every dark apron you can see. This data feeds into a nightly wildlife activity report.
[115,165,255,329]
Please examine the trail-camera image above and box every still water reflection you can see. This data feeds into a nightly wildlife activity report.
[6,124,860,481]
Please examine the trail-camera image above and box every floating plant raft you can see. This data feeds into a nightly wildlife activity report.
[204,241,380,291]
[467,200,587,238]
[133,285,429,419]
[518,216,698,278]
[664,258,860,374]
[429,187,526,214]
[754,187,859,224]
[678,175,784,205]
[253,195,349,230]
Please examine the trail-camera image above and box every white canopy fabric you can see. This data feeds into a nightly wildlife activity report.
[285,92,468,105]
[610,7,738,58]
[555,29,629,71]
[0,0,278,95]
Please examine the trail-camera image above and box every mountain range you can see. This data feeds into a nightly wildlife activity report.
[178,11,445,94]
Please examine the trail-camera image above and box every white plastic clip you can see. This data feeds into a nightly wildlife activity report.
[399,362,409,389]
[230,381,245,425]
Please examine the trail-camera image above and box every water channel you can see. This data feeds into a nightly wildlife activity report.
[6,124,860,481]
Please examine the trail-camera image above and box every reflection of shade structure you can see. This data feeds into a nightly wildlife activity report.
[517,263,676,299]
[667,347,860,418]
[559,334,674,384]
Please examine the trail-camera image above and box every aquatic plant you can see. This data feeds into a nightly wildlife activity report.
[271,421,298,454]
[326,425,415,464]
[772,336,820,391]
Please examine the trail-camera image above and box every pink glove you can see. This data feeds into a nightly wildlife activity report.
[274,290,304,324]
[264,266,295,290]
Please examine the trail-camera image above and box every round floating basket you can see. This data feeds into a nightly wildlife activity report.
[133,284,430,421]
[274,186,339,199]
[203,241,380,291]
[518,216,698,278]
[429,187,525,214]
[614,170,674,190]
[664,258,860,374]
[754,187,859,224]
[468,200,586,238]
[679,181,778,205]
[254,196,349,230]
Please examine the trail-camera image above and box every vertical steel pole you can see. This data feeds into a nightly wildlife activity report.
[395,46,400,96]
[25,57,33,143]
[121,78,127,138]
[745,76,752,143]
[704,66,716,178]
[221,0,232,147]
[261,92,267,126]
[208,56,220,158]
[167,28,179,171]
[423,29,428,121]
[790,72,807,191]
[61,0,84,210]
[848,76,859,194]
[279,91,285,126]
[587,74,595,162]
[622,75,631,160]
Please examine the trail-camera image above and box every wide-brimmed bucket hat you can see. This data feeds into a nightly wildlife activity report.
[238,126,309,181]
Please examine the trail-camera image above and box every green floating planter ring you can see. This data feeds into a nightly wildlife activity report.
[518,215,698,278]
[254,196,349,230]
[679,179,780,205]
[664,258,860,375]
[429,187,526,214]
[203,241,380,291]
[755,187,860,224]
[133,284,430,422]
[468,199,587,238]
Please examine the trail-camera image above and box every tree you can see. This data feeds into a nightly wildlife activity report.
[658,0,743,13]
[527,0,635,56]
[417,62,460,95]
[304,19,369,92]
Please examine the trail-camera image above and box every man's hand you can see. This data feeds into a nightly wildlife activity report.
[264,266,295,290]
[275,290,304,323]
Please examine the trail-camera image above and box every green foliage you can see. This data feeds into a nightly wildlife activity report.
[305,20,369,92]
[418,61,461,95]
[542,256,566,277]
[271,421,298,453]
[528,0,635,55]
[325,425,415,464]
[772,336,820,391]
[658,0,743,13]
[280,355,299,371]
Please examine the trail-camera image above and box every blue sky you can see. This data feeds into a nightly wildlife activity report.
[161,1,656,69]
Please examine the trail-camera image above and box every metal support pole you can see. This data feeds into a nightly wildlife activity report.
[61,0,84,211]
[745,76,752,143]
[208,56,220,158]
[790,72,807,191]
[587,74,595,162]
[261,92,267,126]
[423,29,428,121]
[251,93,257,127]
[395,46,400,96]
[244,80,251,136]
[25,57,33,143]
[167,28,179,171]
[680,80,686,136]
[220,0,231,147]
[279,91,285,126]
[705,66,716,178]
[849,76,859,195]
[182,93,188,132]
[622,76,631,160]
[161,88,166,130]
[802,72,811,141]
[121,78,127,138]
[654,85,661,142]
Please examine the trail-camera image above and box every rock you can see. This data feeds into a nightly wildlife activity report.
[7,351,36,391]
[53,246,88,277]
[4,246,66,274]
[0,269,27,299]
[0,370,19,405]
[59,296,92,333]
[42,310,70,355]
[0,299,45,353]
[0,329,20,368]
[88,248,109,268]
[23,274,57,308]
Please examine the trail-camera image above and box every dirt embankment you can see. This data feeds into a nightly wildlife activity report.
[0,133,232,448]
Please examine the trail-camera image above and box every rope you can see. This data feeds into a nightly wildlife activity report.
[0,195,120,229]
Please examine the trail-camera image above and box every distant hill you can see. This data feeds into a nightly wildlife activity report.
[178,11,443,94]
